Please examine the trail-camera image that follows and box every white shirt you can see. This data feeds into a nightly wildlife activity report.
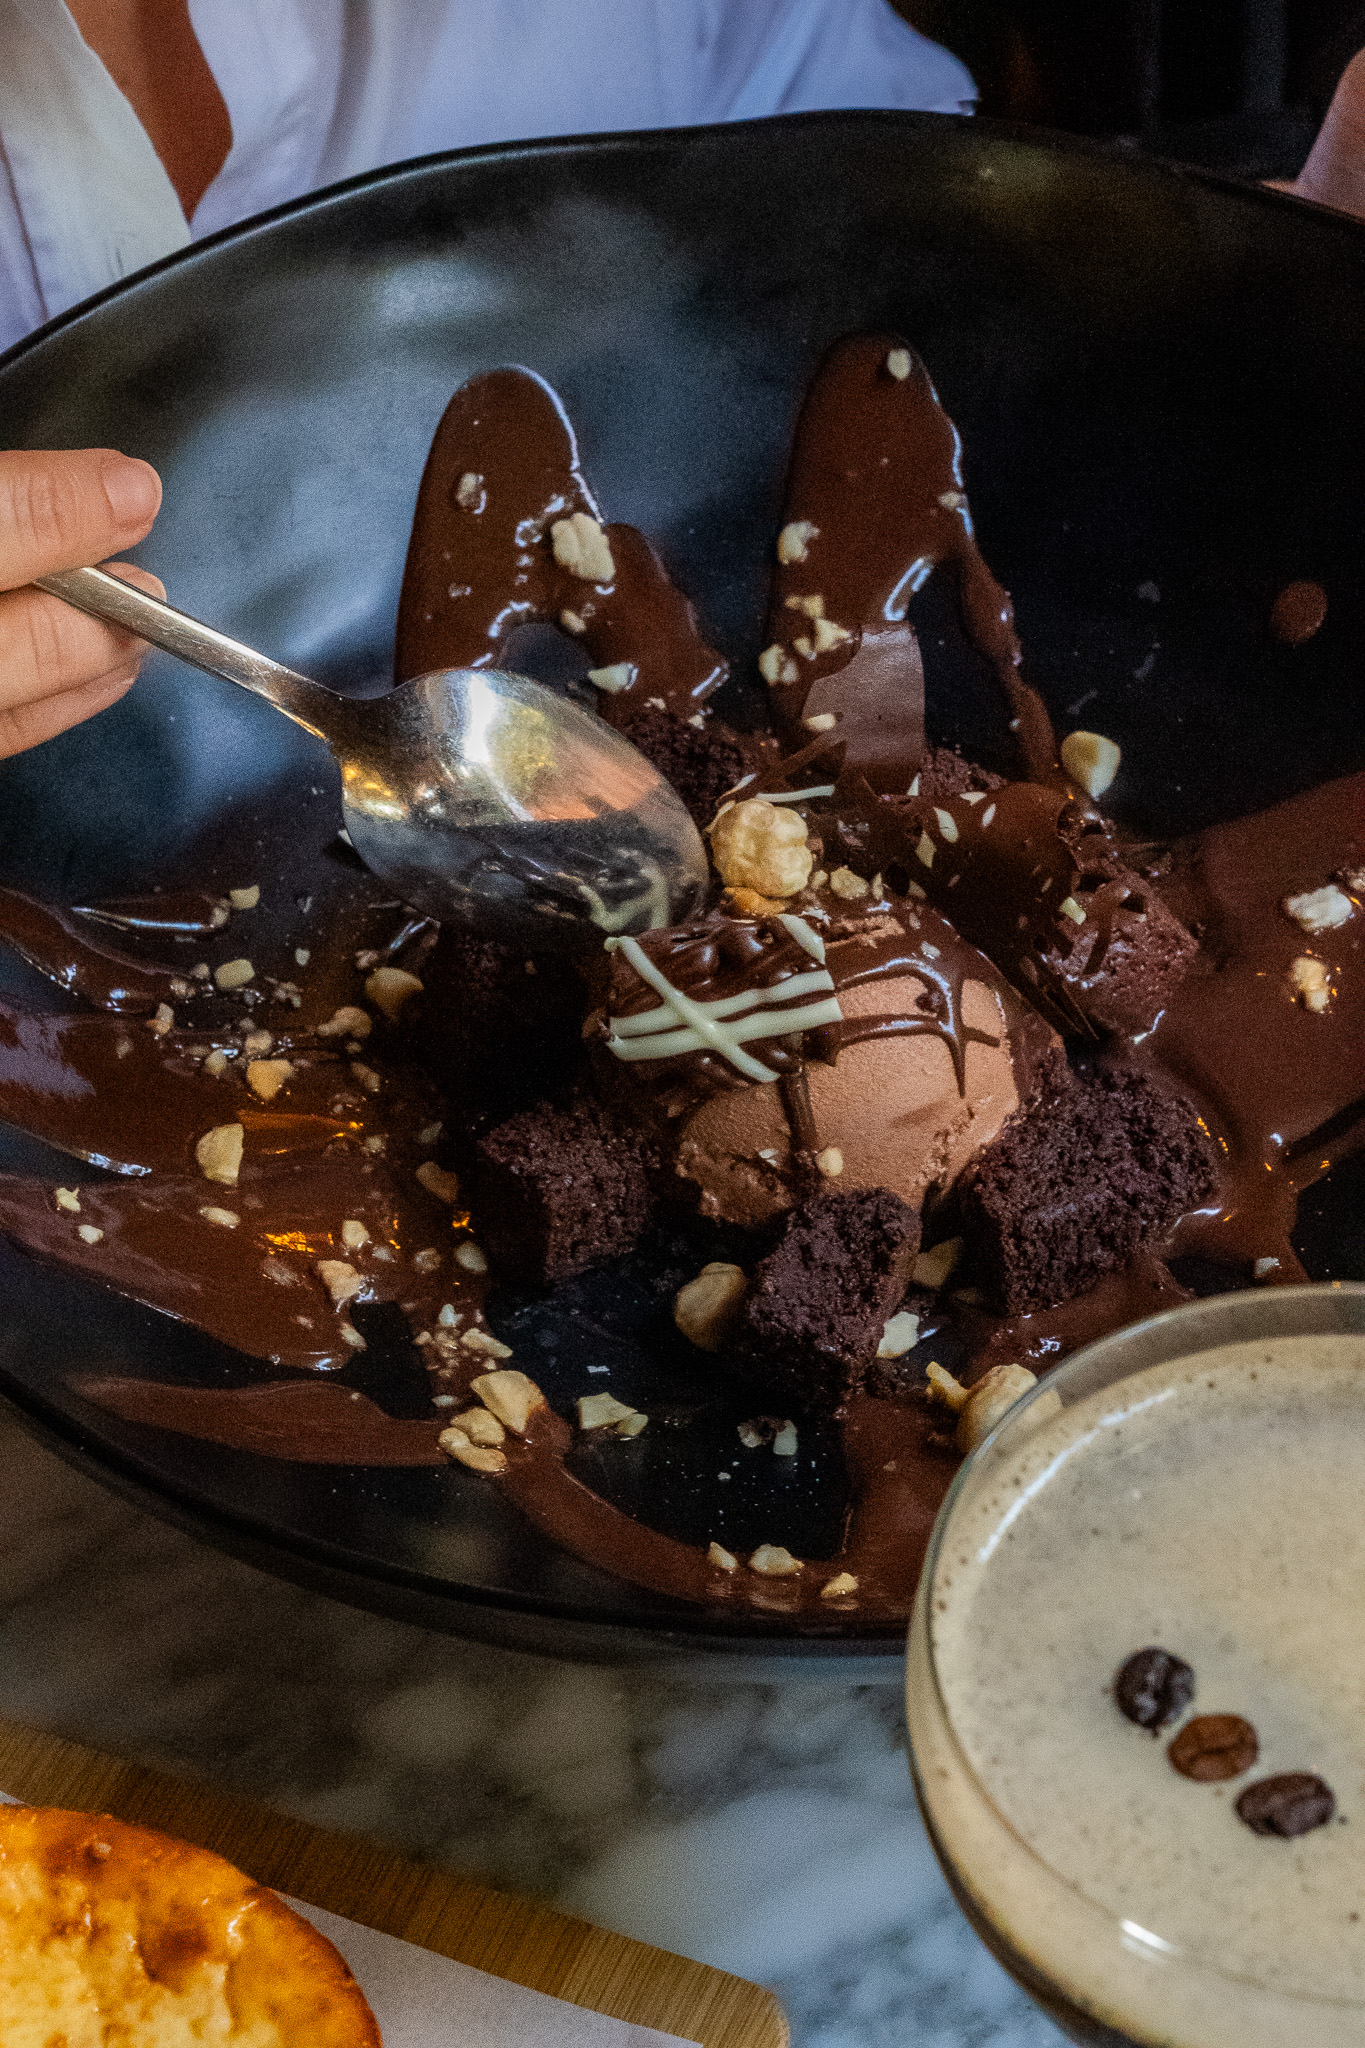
[0,0,974,357]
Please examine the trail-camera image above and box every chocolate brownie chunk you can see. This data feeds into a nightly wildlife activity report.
[958,1069,1218,1312]
[621,705,746,828]
[475,1102,656,1285]
[408,928,588,1128]
[738,1189,920,1412]
[912,745,1005,804]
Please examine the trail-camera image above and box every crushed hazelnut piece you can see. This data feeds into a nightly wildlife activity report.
[242,1029,272,1056]
[76,1223,104,1244]
[1284,884,1354,935]
[1289,955,1332,1012]
[560,610,587,634]
[956,1362,1042,1453]
[146,1003,174,1036]
[363,1134,387,1155]
[877,1310,921,1358]
[577,1391,638,1430]
[749,1544,801,1577]
[340,1219,370,1251]
[114,1036,133,1058]
[228,885,260,910]
[1060,730,1122,800]
[195,1122,244,1187]
[885,348,911,380]
[416,1160,461,1203]
[455,1241,488,1273]
[455,470,484,511]
[587,662,636,694]
[725,885,785,916]
[913,1237,963,1290]
[812,617,850,654]
[925,1361,970,1411]
[350,1061,383,1094]
[1059,895,1087,925]
[772,1420,799,1457]
[418,1122,443,1146]
[439,1429,507,1475]
[316,1258,364,1308]
[365,966,424,1021]
[316,1005,371,1040]
[198,1207,240,1229]
[777,520,818,565]
[294,947,311,967]
[708,1541,738,1572]
[450,1408,506,1447]
[54,1188,81,1214]
[473,1368,544,1433]
[938,490,967,510]
[462,1328,514,1360]
[411,1247,441,1273]
[916,832,935,868]
[821,1572,859,1598]
[214,958,254,991]
[758,644,800,685]
[673,1261,748,1350]
[709,799,813,899]
[551,511,616,583]
[169,977,193,999]
[203,1049,230,1078]
[437,1304,458,1327]
[803,711,837,731]
[816,1147,843,1177]
[828,866,869,901]
[933,807,960,844]
[247,1058,293,1101]
[1253,1256,1281,1280]
[339,1324,367,1350]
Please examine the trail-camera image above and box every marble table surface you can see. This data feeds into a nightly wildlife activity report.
[0,1404,1065,2047]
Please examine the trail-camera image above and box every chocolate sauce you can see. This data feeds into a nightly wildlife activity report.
[764,334,1057,787]
[0,341,1360,1634]
[394,367,727,726]
[1269,580,1328,646]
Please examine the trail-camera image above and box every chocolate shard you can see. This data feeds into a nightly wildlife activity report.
[474,1100,656,1286]
[737,1187,920,1412]
[958,1068,1218,1312]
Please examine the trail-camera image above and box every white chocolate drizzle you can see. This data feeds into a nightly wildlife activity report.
[603,932,842,1081]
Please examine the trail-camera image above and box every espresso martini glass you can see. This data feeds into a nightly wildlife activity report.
[906,1282,1365,2048]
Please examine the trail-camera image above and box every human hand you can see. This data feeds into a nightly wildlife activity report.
[0,448,163,760]
[1292,48,1365,221]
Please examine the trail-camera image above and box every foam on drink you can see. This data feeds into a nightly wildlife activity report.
[910,1331,1365,2047]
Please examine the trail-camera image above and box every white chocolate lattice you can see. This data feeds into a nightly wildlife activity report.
[604,924,842,1080]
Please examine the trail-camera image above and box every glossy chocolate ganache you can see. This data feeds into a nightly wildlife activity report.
[0,334,1362,1630]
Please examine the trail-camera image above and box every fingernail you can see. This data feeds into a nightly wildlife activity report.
[101,455,162,531]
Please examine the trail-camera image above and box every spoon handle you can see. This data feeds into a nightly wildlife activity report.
[36,565,342,743]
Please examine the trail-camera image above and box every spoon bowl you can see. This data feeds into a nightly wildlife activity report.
[37,565,709,947]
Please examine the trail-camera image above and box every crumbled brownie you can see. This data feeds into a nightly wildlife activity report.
[958,1069,1218,1312]
[475,1102,656,1285]
[738,1189,920,1412]
[621,705,746,828]
[912,745,1005,803]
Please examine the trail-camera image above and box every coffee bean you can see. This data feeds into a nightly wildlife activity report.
[1168,1713,1259,1782]
[1115,1647,1195,1731]
[1236,1773,1336,1838]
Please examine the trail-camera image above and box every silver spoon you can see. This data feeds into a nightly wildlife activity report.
[38,565,709,948]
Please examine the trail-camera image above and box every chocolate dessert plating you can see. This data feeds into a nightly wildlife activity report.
[0,333,1361,1627]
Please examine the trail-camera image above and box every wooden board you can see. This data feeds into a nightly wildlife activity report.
[0,1715,787,2048]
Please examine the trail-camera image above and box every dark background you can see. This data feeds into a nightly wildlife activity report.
[894,0,1365,178]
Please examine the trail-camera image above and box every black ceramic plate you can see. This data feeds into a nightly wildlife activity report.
[2,113,1363,1665]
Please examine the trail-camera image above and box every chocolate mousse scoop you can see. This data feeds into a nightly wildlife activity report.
[763,332,1058,789]
[587,898,1059,1227]
[394,366,727,729]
